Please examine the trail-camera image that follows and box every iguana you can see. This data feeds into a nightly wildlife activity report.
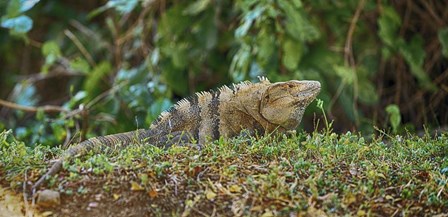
[32,77,320,191]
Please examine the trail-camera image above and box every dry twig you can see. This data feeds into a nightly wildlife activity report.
[0,98,69,113]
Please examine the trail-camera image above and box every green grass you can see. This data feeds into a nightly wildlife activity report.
[1,129,447,216]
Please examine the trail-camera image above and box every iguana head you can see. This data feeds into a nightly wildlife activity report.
[260,80,321,130]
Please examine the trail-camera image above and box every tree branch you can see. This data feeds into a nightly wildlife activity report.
[0,99,69,113]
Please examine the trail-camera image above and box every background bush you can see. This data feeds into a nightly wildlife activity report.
[0,0,447,147]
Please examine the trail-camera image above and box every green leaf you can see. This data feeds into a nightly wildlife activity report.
[171,43,188,69]
[278,0,319,42]
[51,121,66,142]
[5,0,21,17]
[70,57,91,74]
[41,40,62,74]
[158,3,191,37]
[106,0,138,14]
[183,0,210,15]
[256,28,275,65]
[84,61,112,101]
[235,6,264,38]
[3,0,39,17]
[438,27,448,58]
[338,91,356,121]
[385,104,401,133]
[378,6,401,47]
[202,13,218,50]
[333,65,354,84]
[42,41,61,57]
[399,35,436,91]
[358,80,378,105]
[282,37,303,71]
[1,15,33,33]
[291,0,303,8]
[162,64,189,95]
[19,0,40,13]
[35,109,45,121]
[230,44,251,81]
[67,91,87,109]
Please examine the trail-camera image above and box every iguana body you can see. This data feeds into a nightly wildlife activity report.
[32,77,320,191]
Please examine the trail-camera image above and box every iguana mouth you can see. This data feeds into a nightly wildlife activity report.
[295,86,320,98]
[305,87,320,93]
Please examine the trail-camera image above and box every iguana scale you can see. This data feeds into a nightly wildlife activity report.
[32,77,320,191]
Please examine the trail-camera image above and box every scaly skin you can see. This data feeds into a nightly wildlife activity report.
[32,77,320,192]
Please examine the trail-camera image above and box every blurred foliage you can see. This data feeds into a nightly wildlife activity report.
[0,0,447,147]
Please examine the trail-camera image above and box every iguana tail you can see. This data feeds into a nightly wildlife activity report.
[32,129,153,192]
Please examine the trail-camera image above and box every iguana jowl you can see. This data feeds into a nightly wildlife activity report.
[32,77,320,190]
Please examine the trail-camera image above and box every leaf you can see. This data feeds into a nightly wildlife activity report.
[183,0,210,15]
[235,6,264,38]
[84,61,112,101]
[378,6,401,47]
[205,189,217,200]
[291,0,303,8]
[130,181,144,191]
[441,167,448,175]
[67,91,87,109]
[148,189,158,198]
[282,37,303,70]
[185,199,194,207]
[70,57,91,74]
[19,0,40,13]
[139,173,148,185]
[229,184,242,193]
[5,0,21,17]
[357,210,366,216]
[358,80,378,105]
[36,109,45,121]
[343,192,356,205]
[1,15,33,33]
[249,62,263,78]
[171,43,188,69]
[51,121,66,142]
[40,211,53,217]
[260,210,274,217]
[41,40,62,74]
[306,206,328,217]
[385,104,401,133]
[399,35,436,91]
[333,65,354,84]
[106,0,138,14]
[257,28,275,64]
[203,13,218,50]
[438,27,448,58]
[113,193,121,200]
[230,44,251,81]
[158,4,191,37]
[278,0,319,42]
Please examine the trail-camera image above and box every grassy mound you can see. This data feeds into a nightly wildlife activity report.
[1,130,447,216]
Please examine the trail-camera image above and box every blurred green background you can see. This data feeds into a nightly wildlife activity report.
[0,0,447,147]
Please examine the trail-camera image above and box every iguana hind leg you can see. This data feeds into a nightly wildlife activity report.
[159,131,202,150]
